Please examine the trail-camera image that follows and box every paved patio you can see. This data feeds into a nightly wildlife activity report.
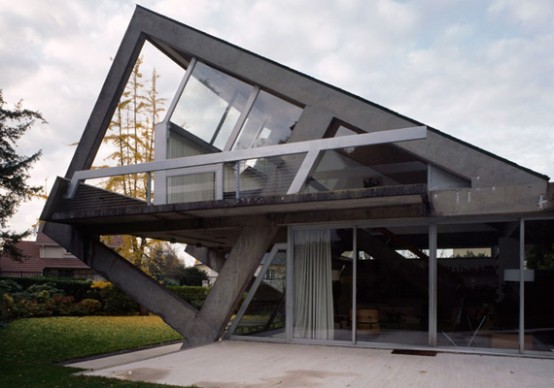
[68,341,554,387]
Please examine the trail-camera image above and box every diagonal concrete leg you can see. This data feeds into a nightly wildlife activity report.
[42,222,199,338]
[183,223,279,347]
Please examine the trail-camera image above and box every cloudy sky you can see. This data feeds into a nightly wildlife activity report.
[1,0,553,234]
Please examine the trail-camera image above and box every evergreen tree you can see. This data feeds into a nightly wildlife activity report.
[0,90,44,258]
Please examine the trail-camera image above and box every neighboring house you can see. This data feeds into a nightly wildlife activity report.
[40,6,554,356]
[193,261,217,287]
[0,230,96,279]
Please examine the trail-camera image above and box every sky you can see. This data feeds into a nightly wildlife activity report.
[1,0,553,235]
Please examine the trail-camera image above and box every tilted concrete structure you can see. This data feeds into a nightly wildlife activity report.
[41,7,554,355]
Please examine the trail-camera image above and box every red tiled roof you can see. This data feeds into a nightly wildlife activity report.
[0,239,91,274]
[35,231,58,246]
[43,258,90,269]
[0,241,45,274]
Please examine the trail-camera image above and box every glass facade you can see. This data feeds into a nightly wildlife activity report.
[161,60,304,204]
[232,246,287,338]
[170,61,253,149]
[230,218,554,355]
[302,143,428,193]
[524,219,554,352]
[232,90,302,150]
[436,222,520,350]
[356,226,429,346]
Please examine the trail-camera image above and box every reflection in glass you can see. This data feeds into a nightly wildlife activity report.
[222,155,303,199]
[356,226,428,345]
[302,144,428,193]
[233,90,302,150]
[233,249,287,338]
[524,219,554,352]
[171,61,253,149]
[437,222,519,350]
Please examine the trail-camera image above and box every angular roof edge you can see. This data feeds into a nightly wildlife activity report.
[137,6,550,182]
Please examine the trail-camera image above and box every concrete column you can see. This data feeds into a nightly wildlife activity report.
[42,222,198,338]
[185,245,226,273]
[183,222,279,346]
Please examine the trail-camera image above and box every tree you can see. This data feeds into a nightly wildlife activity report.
[0,90,43,258]
[99,58,167,273]
[176,266,209,287]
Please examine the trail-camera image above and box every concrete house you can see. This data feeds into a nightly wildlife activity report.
[40,7,554,356]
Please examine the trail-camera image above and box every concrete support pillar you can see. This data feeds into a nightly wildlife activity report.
[183,222,278,346]
[42,222,198,338]
[185,245,226,273]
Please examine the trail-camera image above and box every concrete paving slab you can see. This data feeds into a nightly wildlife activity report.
[70,341,554,388]
[67,343,182,371]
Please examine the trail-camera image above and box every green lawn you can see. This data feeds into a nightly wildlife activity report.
[0,316,186,387]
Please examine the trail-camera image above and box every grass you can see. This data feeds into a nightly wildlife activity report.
[0,316,185,387]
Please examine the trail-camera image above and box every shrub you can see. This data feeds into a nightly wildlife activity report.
[52,295,76,316]
[17,298,53,317]
[1,277,92,301]
[23,283,64,302]
[74,298,102,316]
[0,279,23,294]
[167,286,209,309]
[99,285,139,315]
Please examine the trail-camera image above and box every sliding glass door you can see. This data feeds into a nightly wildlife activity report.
[524,219,554,353]
[356,225,429,346]
[436,222,520,350]
[232,218,554,355]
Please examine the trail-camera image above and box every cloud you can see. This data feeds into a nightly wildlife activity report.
[1,0,553,233]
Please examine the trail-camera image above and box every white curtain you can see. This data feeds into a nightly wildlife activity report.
[293,229,334,340]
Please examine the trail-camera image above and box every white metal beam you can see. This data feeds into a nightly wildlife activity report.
[66,126,427,198]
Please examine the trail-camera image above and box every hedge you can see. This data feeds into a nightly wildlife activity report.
[167,285,209,309]
[0,277,210,322]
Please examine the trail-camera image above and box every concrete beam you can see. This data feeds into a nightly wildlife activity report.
[42,222,199,339]
[182,221,279,346]
[185,245,226,272]
[65,12,146,177]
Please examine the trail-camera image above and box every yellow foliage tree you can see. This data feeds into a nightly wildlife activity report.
[99,57,167,273]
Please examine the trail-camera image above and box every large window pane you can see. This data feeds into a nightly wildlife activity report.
[232,247,287,338]
[171,61,253,149]
[437,222,520,350]
[167,172,215,203]
[302,144,428,193]
[524,219,554,352]
[356,225,429,345]
[233,90,302,150]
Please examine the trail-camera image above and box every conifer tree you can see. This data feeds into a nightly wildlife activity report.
[0,90,44,258]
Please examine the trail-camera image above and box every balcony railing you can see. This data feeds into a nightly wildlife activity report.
[65,126,427,205]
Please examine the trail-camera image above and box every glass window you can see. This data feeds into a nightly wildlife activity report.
[303,144,428,193]
[437,222,520,350]
[167,172,215,203]
[356,225,429,346]
[232,247,287,339]
[524,219,554,353]
[233,90,302,150]
[170,61,253,149]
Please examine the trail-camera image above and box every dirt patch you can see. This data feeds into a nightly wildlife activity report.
[194,368,356,387]
[112,367,170,382]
